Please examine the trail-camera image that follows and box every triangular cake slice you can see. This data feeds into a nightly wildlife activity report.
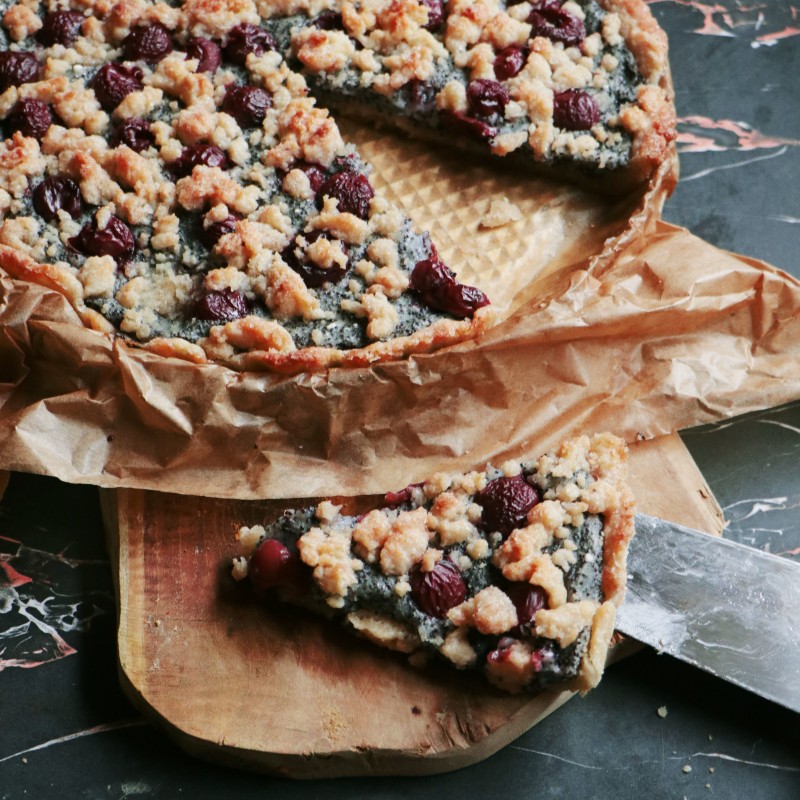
[0,0,492,373]
[233,433,635,693]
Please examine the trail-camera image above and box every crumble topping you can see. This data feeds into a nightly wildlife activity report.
[440,626,477,668]
[480,196,522,229]
[297,524,363,600]
[419,547,442,572]
[305,196,370,244]
[3,4,42,41]
[352,508,392,562]
[78,254,117,297]
[201,315,297,360]
[534,598,600,647]
[184,0,259,38]
[294,26,355,73]
[0,132,45,202]
[315,499,342,521]
[377,506,430,575]
[263,262,323,319]
[447,586,518,635]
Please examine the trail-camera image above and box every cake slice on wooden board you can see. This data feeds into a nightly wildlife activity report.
[233,432,635,693]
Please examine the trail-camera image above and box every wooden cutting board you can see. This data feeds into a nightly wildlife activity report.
[101,433,723,778]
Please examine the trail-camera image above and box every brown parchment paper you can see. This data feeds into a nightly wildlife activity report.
[2,121,800,500]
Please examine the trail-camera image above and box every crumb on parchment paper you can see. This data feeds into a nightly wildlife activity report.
[480,197,522,229]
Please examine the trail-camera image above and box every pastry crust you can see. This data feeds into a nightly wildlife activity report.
[135,303,494,372]
[235,432,636,693]
[593,0,676,186]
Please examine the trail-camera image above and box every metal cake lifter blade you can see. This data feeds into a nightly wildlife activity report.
[615,513,800,713]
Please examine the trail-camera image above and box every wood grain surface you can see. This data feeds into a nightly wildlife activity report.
[102,433,724,778]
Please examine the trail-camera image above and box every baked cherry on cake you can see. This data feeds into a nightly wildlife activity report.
[0,0,492,373]
[233,433,636,693]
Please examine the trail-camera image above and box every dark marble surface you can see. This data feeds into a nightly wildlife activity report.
[2,1,800,797]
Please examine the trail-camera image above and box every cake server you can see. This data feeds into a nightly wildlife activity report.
[615,513,800,713]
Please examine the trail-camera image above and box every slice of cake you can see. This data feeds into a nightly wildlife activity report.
[233,432,635,693]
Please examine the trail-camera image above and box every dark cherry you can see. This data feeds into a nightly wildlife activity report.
[475,474,540,538]
[195,288,250,321]
[283,230,349,288]
[199,212,239,248]
[314,10,344,30]
[297,161,326,193]
[409,253,490,319]
[317,171,374,219]
[122,23,173,63]
[185,37,222,73]
[223,23,275,65]
[6,98,53,140]
[505,583,548,629]
[170,144,229,178]
[69,215,135,262]
[528,1,585,47]
[529,643,558,673]
[494,45,527,80]
[406,79,436,113]
[0,51,41,93]
[36,10,85,47]
[91,63,143,111]
[486,636,517,665]
[487,638,555,672]
[221,84,272,128]
[409,559,467,618]
[383,481,424,509]
[110,118,155,152]
[440,109,497,142]
[467,79,509,119]
[553,89,601,130]
[420,0,444,30]
[248,538,297,590]
[32,176,83,222]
